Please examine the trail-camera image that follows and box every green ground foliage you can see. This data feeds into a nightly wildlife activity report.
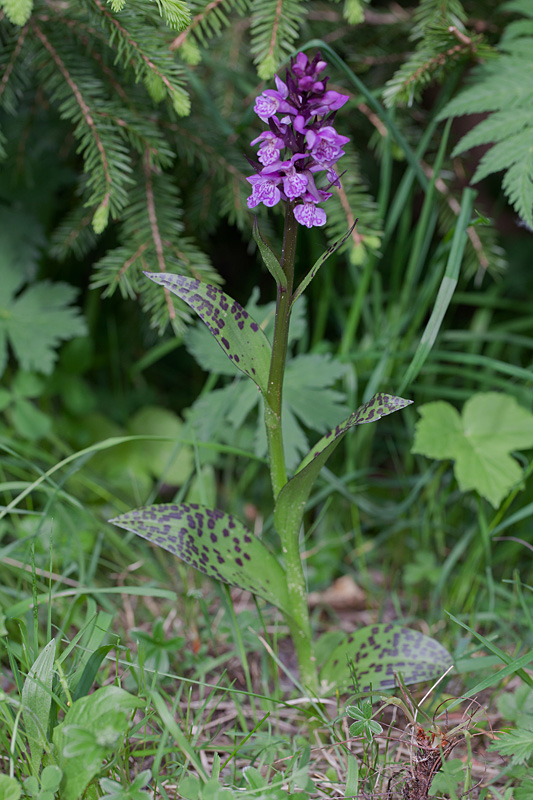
[1,0,533,797]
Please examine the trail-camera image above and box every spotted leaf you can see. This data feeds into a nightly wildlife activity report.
[145,273,272,395]
[320,624,453,694]
[109,503,291,616]
[275,393,412,536]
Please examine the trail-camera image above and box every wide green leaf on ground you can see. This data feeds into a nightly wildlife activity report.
[320,624,453,694]
[53,686,143,800]
[275,393,412,535]
[412,392,533,508]
[145,272,272,394]
[110,503,291,615]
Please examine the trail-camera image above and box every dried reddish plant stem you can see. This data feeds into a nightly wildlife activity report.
[266,0,283,68]
[143,150,175,320]
[0,23,28,99]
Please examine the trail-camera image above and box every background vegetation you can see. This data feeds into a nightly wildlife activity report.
[1,0,532,797]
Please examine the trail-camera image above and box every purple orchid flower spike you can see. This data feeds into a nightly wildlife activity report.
[247,51,350,227]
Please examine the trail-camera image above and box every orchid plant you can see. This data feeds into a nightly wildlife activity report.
[111,52,452,697]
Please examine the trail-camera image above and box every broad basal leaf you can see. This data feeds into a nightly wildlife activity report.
[412,392,533,508]
[53,686,143,800]
[275,393,412,536]
[320,624,453,694]
[145,273,272,394]
[110,503,291,615]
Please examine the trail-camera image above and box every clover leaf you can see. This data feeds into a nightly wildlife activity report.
[412,392,533,508]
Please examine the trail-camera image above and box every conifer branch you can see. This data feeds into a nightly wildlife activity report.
[0,23,28,101]
[170,0,228,50]
[92,0,189,113]
[118,243,149,281]
[265,0,283,69]
[31,21,112,214]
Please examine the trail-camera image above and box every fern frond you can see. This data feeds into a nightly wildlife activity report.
[440,9,533,228]
[250,0,306,79]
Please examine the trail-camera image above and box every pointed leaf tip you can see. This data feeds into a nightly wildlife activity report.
[320,624,453,694]
[111,502,291,615]
[144,272,272,394]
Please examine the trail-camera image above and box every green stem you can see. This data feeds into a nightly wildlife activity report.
[264,202,319,695]
[265,201,298,500]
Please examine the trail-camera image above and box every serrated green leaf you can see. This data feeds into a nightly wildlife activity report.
[489,727,533,765]
[110,503,291,615]
[145,272,272,393]
[0,268,87,378]
[412,392,533,508]
[320,624,453,693]
[284,354,350,431]
[275,393,412,540]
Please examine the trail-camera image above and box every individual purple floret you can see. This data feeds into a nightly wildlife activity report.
[247,51,349,227]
